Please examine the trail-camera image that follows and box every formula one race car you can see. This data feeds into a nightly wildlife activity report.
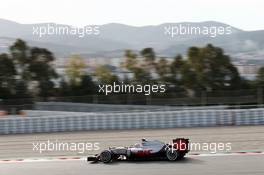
[87,138,189,163]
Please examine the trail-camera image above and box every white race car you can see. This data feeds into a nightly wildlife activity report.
[87,138,189,163]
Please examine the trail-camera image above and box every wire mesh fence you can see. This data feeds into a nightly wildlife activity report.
[0,88,263,114]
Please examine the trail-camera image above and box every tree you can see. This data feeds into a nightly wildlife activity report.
[9,39,30,81]
[140,48,156,82]
[29,47,57,97]
[169,54,193,92]
[180,63,198,90]
[93,65,118,84]
[187,44,241,91]
[122,50,137,71]
[78,75,96,95]
[0,53,16,98]
[155,57,170,82]
[132,67,151,84]
[14,80,30,99]
[122,50,151,83]
[140,48,156,64]
[256,67,264,86]
[58,78,71,96]
[9,39,58,97]
[170,55,184,76]
[65,55,86,86]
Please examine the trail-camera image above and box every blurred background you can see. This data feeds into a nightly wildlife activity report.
[1,37,264,114]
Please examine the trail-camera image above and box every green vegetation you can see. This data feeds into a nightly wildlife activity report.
[122,44,251,95]
[1,39,57,99]
[65,54,86,86]
[0,39,263,107]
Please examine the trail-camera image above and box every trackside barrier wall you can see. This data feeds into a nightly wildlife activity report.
[34,102,229,112]
[0,108,263,134]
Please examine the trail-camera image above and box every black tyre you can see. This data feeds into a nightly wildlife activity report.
[166,149,179,161]
[100,150,112,163]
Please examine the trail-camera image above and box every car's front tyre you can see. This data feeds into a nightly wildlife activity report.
[100,150,112,163]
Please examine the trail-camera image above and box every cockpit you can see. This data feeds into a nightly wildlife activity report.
[132,139,165,153]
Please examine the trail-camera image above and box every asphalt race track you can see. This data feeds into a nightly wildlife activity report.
[0,154,263,175]
[0,126,264,158]
[0,126,263,175]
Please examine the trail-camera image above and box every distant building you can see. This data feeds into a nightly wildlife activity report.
[53,57,131,80]
[234,63,263,80]
[53,57,91,76]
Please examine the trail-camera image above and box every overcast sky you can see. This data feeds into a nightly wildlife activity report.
[0,0,263,30]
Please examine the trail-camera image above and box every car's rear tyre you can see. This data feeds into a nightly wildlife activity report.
[100,150,112,163]
[166,149,179,161]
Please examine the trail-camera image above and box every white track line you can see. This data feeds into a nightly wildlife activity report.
[189,152,264,157]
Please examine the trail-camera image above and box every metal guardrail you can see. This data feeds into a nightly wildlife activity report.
[34,102,230,113]
[0,108,264,134]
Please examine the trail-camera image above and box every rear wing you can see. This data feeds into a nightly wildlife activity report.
[172,138,189,152]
